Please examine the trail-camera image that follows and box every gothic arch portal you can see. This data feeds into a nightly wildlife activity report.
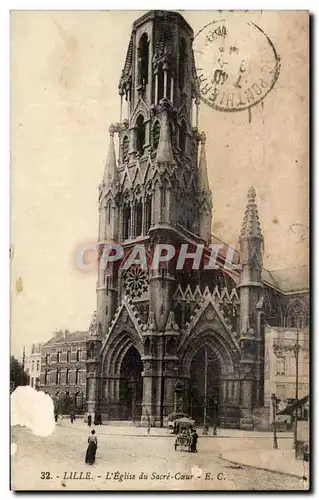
[101,329,144,421]
[179,325,241,427]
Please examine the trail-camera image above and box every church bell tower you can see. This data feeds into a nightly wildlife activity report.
[95,11,214,426]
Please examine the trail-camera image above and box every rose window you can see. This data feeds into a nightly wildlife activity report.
[123,266,149,300]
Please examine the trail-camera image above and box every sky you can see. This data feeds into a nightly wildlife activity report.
[10,10,308,358]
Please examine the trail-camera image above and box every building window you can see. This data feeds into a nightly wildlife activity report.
[138,33,149,86]
[44,370,48,386]
[160,182,167,210]
[153,121,160,150]
[76,350,80,362]
[276,357,285,375]
[56,369,61,385]
[31,377,34,388]
[106,201,112,225]
[123,203,131,240]
[136,115,145,156]
[46,353,50,365]
[32,360,35,372]
[179,39,187,91]
[66,351,70,363]
[179,121,187,155]
[57,351,61,363]
[157,64,164,103]
[122,135,129,162]
[36,360,40,372]
[287,301,307,328]
[65,369,69,385]
[75,369,79,385]
[135,200,143,237]
[145,194,152,233]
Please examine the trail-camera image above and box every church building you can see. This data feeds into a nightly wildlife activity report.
[86,11,309,429]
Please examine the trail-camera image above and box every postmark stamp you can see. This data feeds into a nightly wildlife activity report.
[194,19,281,112]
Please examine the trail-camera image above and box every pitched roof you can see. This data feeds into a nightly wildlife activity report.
[42,331,88,348]
[262,265,309,293]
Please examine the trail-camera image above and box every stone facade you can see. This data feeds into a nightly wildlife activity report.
[39,330,87,410]
[25,343,42,390]
[86,10,309,429]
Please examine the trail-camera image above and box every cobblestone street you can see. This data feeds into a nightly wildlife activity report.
[11,422,307,491]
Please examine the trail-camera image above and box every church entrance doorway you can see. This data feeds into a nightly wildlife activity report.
[120,346,143,422]
[188,346,221,425]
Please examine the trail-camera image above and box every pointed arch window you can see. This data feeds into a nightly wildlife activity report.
[287,302,307,329]
[122,135,129,162]
[145,194,152,233]
[135,200,143,237]
[179,39,187,91]
[136,115,145,156]
[157,63,164,103]
[153,121,160,150]
[138,33,149,86]
[160,181,167,211]
[106,200,112,225]
[123,203,131,240]
[179,121,187,155]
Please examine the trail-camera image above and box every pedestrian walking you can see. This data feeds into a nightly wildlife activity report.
[190,428,198,453]
[87,414,92,427]
[70,410,75,424]
[85,430,98,465]
[54,412,58,423]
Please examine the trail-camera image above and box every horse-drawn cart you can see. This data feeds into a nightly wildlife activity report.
[174,417,195,452]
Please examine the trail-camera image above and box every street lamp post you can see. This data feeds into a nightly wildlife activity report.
[212,397,218,436]
[271,393,278,449]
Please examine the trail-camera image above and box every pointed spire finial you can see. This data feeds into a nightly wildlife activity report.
[247,186,256,202]
[103,124,118,186]
[240,186,263,239]
[198,131,210,192]
[155,112,174,165]
[109,123,115,137]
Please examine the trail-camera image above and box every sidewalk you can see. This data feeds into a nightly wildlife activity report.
[221,447,309,481]
[60,419,292,439]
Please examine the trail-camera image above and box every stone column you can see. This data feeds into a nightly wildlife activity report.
[240,375,254,430]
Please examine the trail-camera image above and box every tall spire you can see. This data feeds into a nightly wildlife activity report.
[155,111,174,164]
[103,124,118,187]
[198,132,210,192]
[240,187,263,239]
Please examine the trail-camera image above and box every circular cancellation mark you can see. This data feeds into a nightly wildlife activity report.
[194,19,281,112]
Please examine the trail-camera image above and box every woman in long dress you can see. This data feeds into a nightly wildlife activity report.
[85,430,98,465]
